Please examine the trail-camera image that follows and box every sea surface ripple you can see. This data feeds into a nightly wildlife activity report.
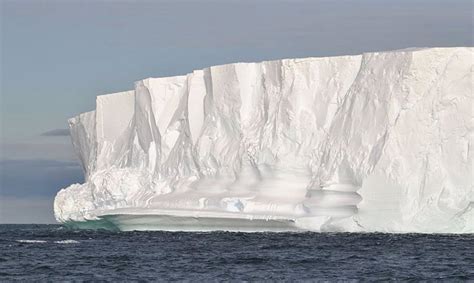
[0,225,472,281]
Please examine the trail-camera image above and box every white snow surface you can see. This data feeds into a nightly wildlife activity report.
[54,48,473,233]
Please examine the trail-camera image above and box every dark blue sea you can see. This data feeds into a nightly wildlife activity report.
[0,225,472,281]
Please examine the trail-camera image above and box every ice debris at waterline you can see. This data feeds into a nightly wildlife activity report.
[55,48,473,233]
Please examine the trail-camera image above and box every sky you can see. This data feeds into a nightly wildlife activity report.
[0,0,472,223]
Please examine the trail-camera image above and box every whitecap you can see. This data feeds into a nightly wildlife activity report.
[16,240,47,243]
[54,240,80,244]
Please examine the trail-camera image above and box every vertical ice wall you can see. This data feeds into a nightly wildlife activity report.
[68,111,96,178]
[56,47,473,233]
[96,91,135,170]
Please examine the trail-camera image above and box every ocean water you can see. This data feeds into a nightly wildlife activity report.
[0,225,472,281]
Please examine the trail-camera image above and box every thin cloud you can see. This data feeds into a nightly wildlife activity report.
[41,129,70,137]
[1,141,77,161]
[0,159,84,198]
[0,197,56,224]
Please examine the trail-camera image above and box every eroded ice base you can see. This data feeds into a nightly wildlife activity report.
[91,214,298,232]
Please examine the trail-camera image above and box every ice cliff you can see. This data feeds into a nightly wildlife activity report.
[54,48,473,233]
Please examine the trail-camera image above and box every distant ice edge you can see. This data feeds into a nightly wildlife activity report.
[54,47,473,233]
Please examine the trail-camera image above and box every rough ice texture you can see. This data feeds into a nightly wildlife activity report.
[54,48,473,233]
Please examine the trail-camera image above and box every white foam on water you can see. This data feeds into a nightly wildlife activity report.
[54,240,80,244]
[16,240,48,244]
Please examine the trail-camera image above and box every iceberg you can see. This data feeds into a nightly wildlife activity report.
[54,47,473,233]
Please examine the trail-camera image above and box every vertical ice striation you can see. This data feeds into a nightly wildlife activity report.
[54,48,473,233]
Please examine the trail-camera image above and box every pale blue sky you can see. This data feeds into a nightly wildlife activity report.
[0,0,472,223]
